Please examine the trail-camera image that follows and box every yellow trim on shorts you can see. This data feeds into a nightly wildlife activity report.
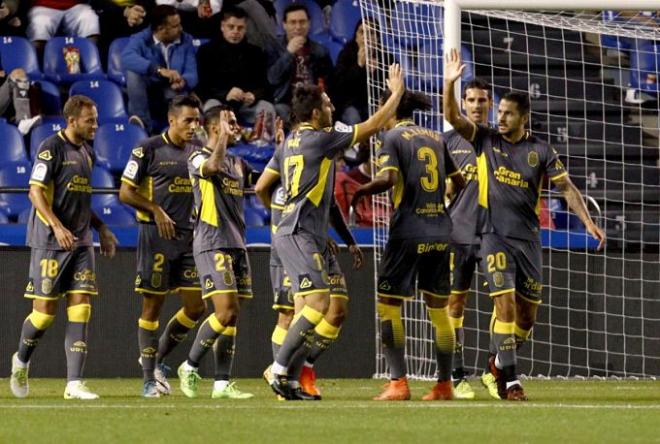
[202,289,238,299]
[24,293,60,301]
[330,293,349,300]
[489,288,515,297]
[238,292,253,299]
[515,291,543,305]
[174,286,202,293]
[135,288,169,296]
[450,289,470,295]
[272,304,295,310]
[376,292,413,300]
[420,289,449,299]
[293,288,330,298]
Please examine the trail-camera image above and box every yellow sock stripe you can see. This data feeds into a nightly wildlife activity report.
[67,304,91,322]
[175,308,197,329]
[493,320,515,335]
[300,305,324,325]
[207,314,226,334]
[222,326,237,337]
[27,310,55,330]
[427,307,455,353]
[314,319,340,340]
[138,318,160,331]
[377,302,405,348]
[271,326,288,345]
[514,324,531,341]
[449,315,464,329]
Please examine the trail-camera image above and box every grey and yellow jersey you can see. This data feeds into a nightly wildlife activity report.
[377,120,459,242]
[188,149,255,252]
[264,147,287,234]
[444,129,480,245]
[120,132,195,231]
[270,122,358,238]
[471,125,568,241]
[27,131,95,250]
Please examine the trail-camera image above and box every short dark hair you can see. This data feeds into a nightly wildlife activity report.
[381,90,432,119]
[63,95,96,119]
[203,104,232,130]
[283,3,309,22]
[221,6,247,22]
[501,91,530,115]
[151,5,178,31]
[168,94,202,115]
[463,78,491,98]
[292,84,323,122]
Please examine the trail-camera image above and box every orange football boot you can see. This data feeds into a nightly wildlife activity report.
[373,377,411,401]
[422,380,453,401]
[299,366,321,400]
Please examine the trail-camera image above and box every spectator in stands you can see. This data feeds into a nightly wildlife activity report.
[0,0,27,35]
[0,67,43,134]
[26,0,100,52]
[92,0,154,65]
[267,3,332,122]
[156,0,221,38]
[196,6,275,127]
[331,20,370,124]
[122,4,198,133]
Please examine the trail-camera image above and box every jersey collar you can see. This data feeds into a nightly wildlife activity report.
[395,119,415,128]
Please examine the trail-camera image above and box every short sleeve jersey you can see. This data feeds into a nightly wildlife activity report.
[27,131,95,250]
[264,147,286,233]
[188,149,254,252]
[444,129,480,245]
[275,122,358,237]
[377,121,459,242]
[120,132,195,231]
[472,125,568,240]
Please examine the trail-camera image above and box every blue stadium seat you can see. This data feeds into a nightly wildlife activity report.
[192,38,210,52]
[0,211,9,223]
[244,205,267,227]
[43,37,105,85]
[392,1,443,48]
[37,80,63,118]
[246,194,270,223]
[403,40,473,92]
[0,36,42,79]
[94,121,147,173]
[0,122,28,163]
[17,207,31,224]
[91,166,115,189]
[329,0,362,44]
[0,160,32,219]
[274,0,325,36]
[92,194,136,226]
[630,42,659,93]
[29,120,66,160]
[107,37,130,86]
[69,80,127,123]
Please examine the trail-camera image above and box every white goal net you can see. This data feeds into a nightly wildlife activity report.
[360,0,660,379]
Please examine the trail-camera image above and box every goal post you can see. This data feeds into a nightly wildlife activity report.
[359,0,660,380]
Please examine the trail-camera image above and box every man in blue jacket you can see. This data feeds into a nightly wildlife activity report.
[267,3,332,123]
[122,4,198,133]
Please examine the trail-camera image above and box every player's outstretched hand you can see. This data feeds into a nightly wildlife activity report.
[153,206,176,240]
[588,223,606,251]
[53,224,77,251]
[99,225,118,258]
[444,48,465,84]
[349,244,364,270]
[386,63,404,96]
[327,237,339,256]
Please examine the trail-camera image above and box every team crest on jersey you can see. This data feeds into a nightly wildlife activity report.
[204,275,215,290]
[31,163,48,182]
[25,280,34,293]
[38,150,53,161]
[132,147,144,158]
[493,271,504,288]
[135,274,142,287]
[123,160,139,180]
[223,270,234,286]
[527,151,539,167]
[378,281,391,291]
[41,278,53,295]
[151,272,162,289]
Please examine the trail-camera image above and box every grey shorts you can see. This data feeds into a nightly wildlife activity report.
[24,247,97,301]
[480,232,543,304]
[450,243,480,295]
[377,238,451,300]
[135,225,200,295]
[195,248,253,299]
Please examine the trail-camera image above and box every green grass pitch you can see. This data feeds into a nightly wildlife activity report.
[0,378,658,443]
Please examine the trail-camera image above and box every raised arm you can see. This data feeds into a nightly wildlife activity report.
[552,174,606,251]
[350,169,397,208]
[442,48,477,142]
[354,64,405,144]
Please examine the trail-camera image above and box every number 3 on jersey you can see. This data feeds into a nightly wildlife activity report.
[284,155,304,197]
[417,147,439,192]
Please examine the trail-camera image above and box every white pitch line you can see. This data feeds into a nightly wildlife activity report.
[0,403,659,410]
